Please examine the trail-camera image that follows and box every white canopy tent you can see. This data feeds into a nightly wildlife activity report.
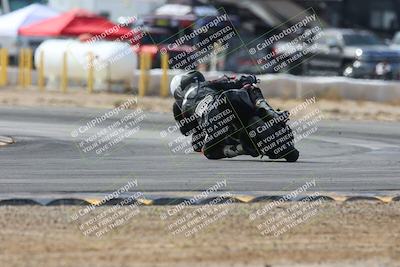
[155,4,218,17]
[0,3,59,59]
[0,3,59,37]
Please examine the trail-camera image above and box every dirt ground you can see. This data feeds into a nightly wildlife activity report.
[0,202,399,267]
[1,88,400,121]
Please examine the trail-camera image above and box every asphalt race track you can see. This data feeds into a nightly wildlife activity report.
[1,106,399,195]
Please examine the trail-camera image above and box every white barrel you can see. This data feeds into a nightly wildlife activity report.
[34,39,137,86]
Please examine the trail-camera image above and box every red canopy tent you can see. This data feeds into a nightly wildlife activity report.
[19,9,133,40]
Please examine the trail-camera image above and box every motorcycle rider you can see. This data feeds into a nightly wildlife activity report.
[170,70,298,161]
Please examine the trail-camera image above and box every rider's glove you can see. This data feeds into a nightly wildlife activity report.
[240,75,258,85]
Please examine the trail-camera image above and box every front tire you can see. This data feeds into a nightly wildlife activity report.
[284,149,299,162]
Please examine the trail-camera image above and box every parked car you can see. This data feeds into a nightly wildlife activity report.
[303,28,400,79]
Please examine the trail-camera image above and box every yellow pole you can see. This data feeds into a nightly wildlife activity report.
[61,52,68,93]
[87,52,94,93]
[18,49,25,87]
[38,50,45,92]
[0,48,4,86]
[138,52,152,97]
[146,52,152,89]
[138,52,146,97]
[25,48,32,87]
[3,48,9,86]
[160,52,169,97]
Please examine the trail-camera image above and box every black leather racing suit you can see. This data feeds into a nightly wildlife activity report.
[173,76,266,159]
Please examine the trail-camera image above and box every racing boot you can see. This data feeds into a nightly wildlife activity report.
[239,131,260,157]
[247,86,289,122]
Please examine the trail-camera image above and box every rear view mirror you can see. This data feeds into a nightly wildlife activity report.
[327,39,340,49]
[327,40,342,52]
[384,38,392,45]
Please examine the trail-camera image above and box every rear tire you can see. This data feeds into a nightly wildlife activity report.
[284,149,299,162]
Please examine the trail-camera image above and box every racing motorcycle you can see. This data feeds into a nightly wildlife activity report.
[221,79,299,162]
[175,74,300,162]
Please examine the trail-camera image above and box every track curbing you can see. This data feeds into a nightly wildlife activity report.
[0,194,399,206]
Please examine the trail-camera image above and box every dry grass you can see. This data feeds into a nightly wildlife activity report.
[0,202,399,267]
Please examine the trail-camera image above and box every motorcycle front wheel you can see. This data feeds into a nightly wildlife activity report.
[284,149,299,162]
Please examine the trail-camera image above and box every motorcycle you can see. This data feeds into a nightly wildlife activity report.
[220,81,300,162]
[175,75,300,162]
